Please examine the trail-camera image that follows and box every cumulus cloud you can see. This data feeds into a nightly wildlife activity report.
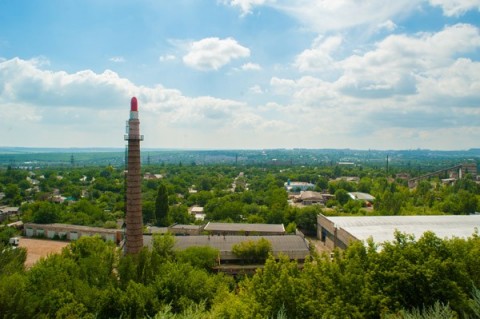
[222,0,269,15]
[241,62,261,71]
[376,20,397,32]
[183,37,250,71]
[265,23,480,146]
[429,0,480,16]
[0,57,133,108]
[0,57,285,148]
[337,23,480,98]
[294,35,342,72]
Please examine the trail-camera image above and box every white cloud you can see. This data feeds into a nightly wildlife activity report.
[222,0,269,15]
[337,24,480,98]
[109,56,125,63]
[248,85,263,94]
[376,20,397,32]
[241,62,261,71]
[429,0,480,16]
[0,57,133,109]
[225,0,421,33]
[183,37,250,71]
[294,35,342,72]
[159,54,176,62]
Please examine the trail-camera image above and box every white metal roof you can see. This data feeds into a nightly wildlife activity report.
[328,215,480,244]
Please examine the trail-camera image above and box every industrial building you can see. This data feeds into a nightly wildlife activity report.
[317,214,480,250]
[203,222,286,236]
[24,223,123,244]
[143,234,310,273]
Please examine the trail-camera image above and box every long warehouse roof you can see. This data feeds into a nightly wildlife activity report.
[327,214,480,244]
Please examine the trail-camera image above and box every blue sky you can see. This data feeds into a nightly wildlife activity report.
[1,0,479,150]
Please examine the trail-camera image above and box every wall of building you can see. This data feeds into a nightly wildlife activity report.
[317,214,358,250]
[24,223,122,244]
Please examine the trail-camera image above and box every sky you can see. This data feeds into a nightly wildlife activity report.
[0,0,480,150]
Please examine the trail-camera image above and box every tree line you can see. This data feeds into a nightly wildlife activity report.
[1,231,480,318]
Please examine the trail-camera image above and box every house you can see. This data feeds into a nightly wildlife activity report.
[189,206,206,221]
[294,191,334,205]
[0,206,20,222]
[144,172,163,180]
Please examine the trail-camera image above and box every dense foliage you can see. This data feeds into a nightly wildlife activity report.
[1,159,480,317]
[1,232,480,318]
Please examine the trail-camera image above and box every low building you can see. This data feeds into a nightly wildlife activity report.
[294,191,333,205]
[143,234,310,273]
[203,222,285,236]
[0,206,20,222]
[317,214,480,250]
[189,206,206,221]
[24,223,123,244]
[168,224,203,235]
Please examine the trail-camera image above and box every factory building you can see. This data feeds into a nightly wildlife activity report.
[24,223,123,244]
[317,214,480,250]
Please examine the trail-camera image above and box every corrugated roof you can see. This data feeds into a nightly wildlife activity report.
[24,223,119,234]
[204,222,285,233]
[170,224,202,230]
[328,215,480,244]
[143,235,310,259]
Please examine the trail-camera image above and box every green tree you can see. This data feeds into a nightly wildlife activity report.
[176,246,219,269]
[232,238,272,264]
[155,182,170,226]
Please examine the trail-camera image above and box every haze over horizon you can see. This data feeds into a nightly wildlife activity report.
[1,1,479,150]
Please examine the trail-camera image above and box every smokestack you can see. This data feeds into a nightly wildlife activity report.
[124,97,144,254]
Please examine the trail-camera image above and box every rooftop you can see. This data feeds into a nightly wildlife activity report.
[327,214,480,244]
[204,222,285,233]
[143,235,309,259]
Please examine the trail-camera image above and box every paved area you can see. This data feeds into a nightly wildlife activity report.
[18,237,69,268]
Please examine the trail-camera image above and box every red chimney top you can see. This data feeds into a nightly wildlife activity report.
[130,97,138,112]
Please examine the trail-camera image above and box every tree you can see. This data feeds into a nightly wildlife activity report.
[169,205,194,225]
[232,238,272,264]
[155,182,170,226]
[176,246,219,269]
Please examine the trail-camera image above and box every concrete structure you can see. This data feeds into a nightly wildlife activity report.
[168,224,203,235]
[408,162,478,188]
[124,97,144,254]
[24,223,123,243]
[317,214,480,250]
[203,222,285,236]
[143,234,310,265]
